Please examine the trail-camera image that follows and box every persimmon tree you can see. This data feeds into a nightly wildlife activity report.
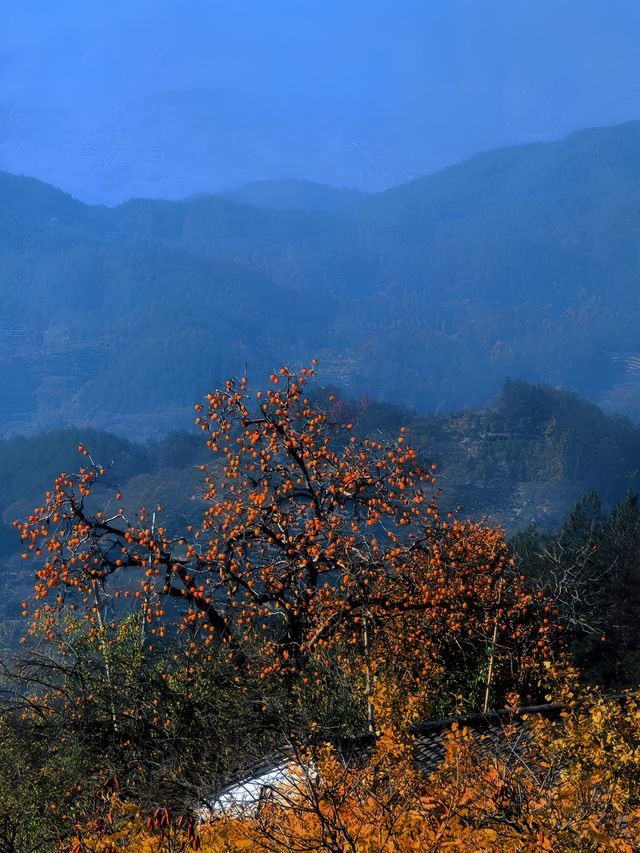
[17,365,558,720]
[18,365,429,664]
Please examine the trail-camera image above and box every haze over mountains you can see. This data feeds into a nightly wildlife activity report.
[2,120,640,436]
[4,2,640,205]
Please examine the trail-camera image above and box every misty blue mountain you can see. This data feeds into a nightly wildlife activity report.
[2,121,640,435]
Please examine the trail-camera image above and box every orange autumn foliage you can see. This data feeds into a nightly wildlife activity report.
[73,682,640,852]
[207,683,640,852]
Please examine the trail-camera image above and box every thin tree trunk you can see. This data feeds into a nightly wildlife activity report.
[483,578,504,714]
[363,614,375,733]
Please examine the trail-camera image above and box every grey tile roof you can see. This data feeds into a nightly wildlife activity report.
[410,702,566,773]
[202,701,576,817]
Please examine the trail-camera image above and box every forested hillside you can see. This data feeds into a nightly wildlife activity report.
[3,120,640,436]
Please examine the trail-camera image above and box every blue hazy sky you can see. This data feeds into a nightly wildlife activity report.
[2,0,640,203]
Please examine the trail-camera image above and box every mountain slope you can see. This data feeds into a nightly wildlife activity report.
[2,120,640,434]
[221,179,366,212]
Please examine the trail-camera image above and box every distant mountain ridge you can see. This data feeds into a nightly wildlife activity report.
[221,179,366,212]
[2,120,640,435]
